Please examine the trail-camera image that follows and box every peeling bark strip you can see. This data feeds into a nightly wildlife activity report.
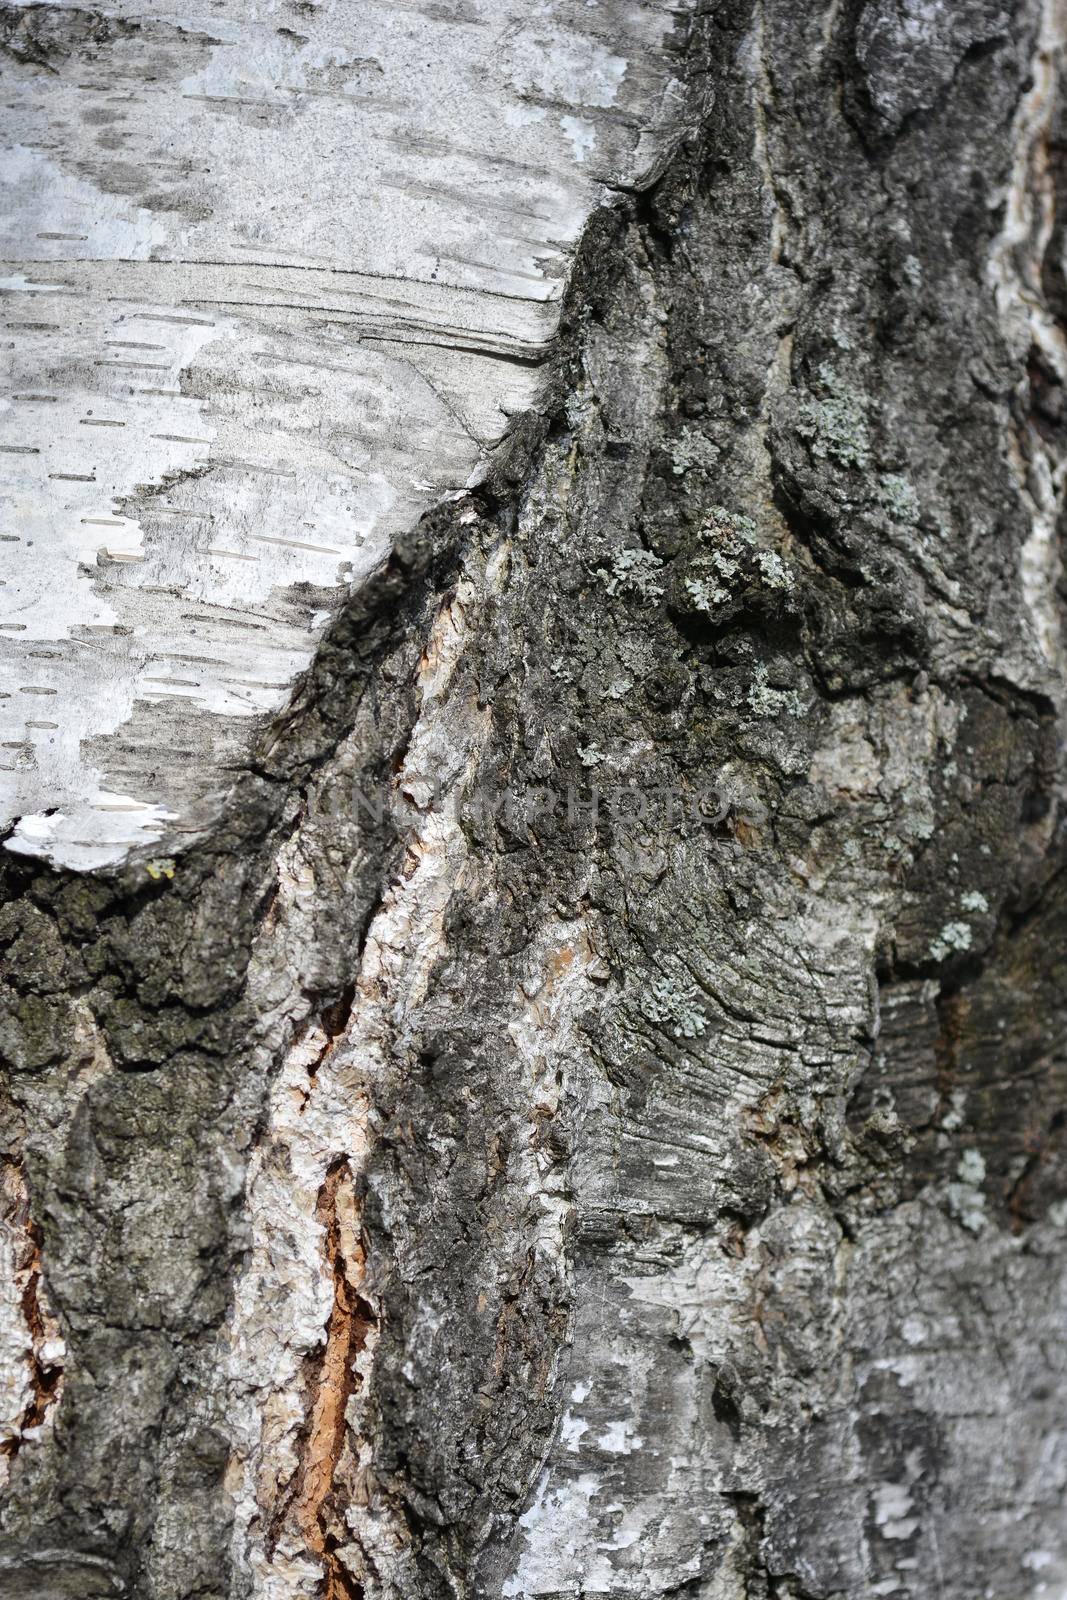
[2,2,1067,1599]
[990,0,1067,679]
[0,1162,63,1476]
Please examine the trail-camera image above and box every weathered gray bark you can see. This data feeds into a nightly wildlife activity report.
[1,2,1067,1598]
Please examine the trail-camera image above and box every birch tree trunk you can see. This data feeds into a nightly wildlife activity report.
[1,1,1067,1597]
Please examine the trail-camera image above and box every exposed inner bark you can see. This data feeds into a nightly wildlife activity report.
[291,1160,375,1600]
[0,1161,63,1472]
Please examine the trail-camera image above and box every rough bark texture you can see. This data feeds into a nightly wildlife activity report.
[2,2,1067,1599]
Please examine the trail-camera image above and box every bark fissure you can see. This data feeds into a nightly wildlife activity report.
[292,1159,376,1600]
[0,1161,64,1472]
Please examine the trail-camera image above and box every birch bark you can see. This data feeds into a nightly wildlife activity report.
[1,4,1066,1600]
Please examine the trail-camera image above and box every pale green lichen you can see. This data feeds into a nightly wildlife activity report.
[145,857,176,881]
[940,1088,967,1133]
[755,549,791,588]
[798,363,870,469]
[960,889,989,913]
[565,388,593,431]
[684,574,730,613]
[710,551,740,580]
[578,744,604,768]
[686,508,792,614]
[600,547,664,603]
[670,427,720,476]
[747,663,806,719]
[929,920,973,961]
[606,676,634,700]
[904,810,935,841]
[877,472,920,524]
[946,1147,986,1233]
[958,1147,985,1184]
[641,975,707,1039]
[702,506,758,545]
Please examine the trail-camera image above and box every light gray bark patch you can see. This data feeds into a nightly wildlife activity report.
[0,1549,124,1598]
[854,0,1012,135]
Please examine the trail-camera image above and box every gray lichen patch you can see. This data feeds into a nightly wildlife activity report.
[927,919,974,961]
[599,547,666,603]
[877,471,921,525]
[675,504,796,627]
[639,974,708,1039]
[797,363,871,470]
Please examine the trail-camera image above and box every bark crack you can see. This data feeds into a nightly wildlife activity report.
[289,1158,377,1600]
[0,1159,64,1473]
